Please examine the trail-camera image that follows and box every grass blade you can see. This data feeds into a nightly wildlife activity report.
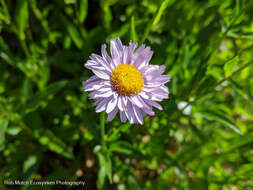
[196,108,242,134]
[141,0,170,43]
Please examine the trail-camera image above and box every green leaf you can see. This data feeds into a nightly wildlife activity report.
[224,56,239,78]
[0,51,15,66]
[224,132,253,152]
[21,77,32,104]
[6,126,22,136]
[0,36,9,52]
[0,6,10,24]
[196,108,242,134]
[34,129,73,159]
[64,0,76,4]
[141,0,170,43]
[96,151,112,186]
[109,141,133,155]
[152,0,170,25]
[130,16,138,42]
[23,154,38,174]
[107,123,131,142]
[62,16,83,48]
[15,0,29,40]
[229,79,253,102]
[22,153,41,190]
[23,80,67,114]
[0,118,8,151]
[236,163,253,175]
[79,0,88,23]
[100,1,112,30]
[97,164,106,189]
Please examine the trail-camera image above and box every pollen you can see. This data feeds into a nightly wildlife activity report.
[111,64,144,96]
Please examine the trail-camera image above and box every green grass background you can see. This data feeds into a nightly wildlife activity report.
[0,0,253,189]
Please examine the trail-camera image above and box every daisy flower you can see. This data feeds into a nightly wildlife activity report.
[82,37,170,125]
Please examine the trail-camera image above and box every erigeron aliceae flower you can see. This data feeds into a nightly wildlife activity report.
[83,37,170,125]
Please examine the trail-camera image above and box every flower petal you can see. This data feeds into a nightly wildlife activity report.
[125,102,135,124]
[110,37,123,61]
[101,44,112,66]
[144,99,163,110]
[89,89,113,99]
[83,80,110,92]
[95,98,109,113]
[138,91,150,99]
[85,60,105,70]
[95,90,113,98]
[146,75,171,86]
[130,95,148,108]
[93,98,103,106]
[90,53,112,72]
[108,107,118,121]
[133,46,153,70]
[120,111,127,123]
[143,65,166,80]
[122,96,128,106]
[142,107,155,116]
[117,96,124,111]
[122,46,128,64]
[149,88,169,99]
[96,87,112,92]
[133,105,144,125]
[106,96,118,113]
[126,42,138,64]
[82,76,100,89]
[91,69,111,80]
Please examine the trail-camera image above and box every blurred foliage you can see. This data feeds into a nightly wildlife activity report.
[0,0,253,189]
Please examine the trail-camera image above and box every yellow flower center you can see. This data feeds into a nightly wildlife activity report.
[111,64,144,96]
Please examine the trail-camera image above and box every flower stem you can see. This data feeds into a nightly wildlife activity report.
[100,112,106,150]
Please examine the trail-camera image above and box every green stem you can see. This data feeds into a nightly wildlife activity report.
[11,25,30,58]
[19,38,30,58]
[30,1,50,34]
[100,112,106,150]
[0,0,10,20]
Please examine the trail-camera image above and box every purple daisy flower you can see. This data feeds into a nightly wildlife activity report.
[83,37,170,125]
